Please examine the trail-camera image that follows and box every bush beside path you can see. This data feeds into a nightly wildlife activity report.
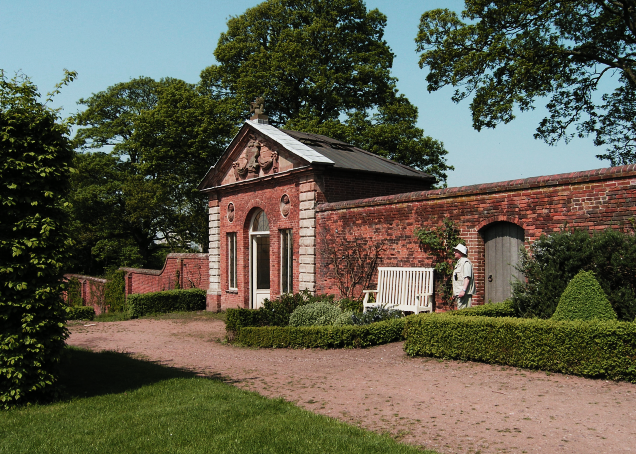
[67,315,636,454]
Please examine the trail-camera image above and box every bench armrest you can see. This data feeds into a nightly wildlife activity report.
[362,290,378,305]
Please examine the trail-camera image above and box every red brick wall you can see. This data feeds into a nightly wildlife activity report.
[123,253,209,296]
[217,174,302,309]
[315,165,636,310]
[63,274,108,315]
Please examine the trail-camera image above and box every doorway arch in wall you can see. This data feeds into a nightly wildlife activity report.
[480,221,525,303]
[250,209,270,309]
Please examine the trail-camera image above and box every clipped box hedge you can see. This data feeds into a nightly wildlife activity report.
[403,314,636,382]
[66,306,96,321]
[236,317,408,349]
[226,307,268,335]
[127,289,206,317]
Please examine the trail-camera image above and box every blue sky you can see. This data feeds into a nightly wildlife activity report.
[2,0,606,187]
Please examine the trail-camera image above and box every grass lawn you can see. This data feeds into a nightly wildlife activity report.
[0,346,435,454]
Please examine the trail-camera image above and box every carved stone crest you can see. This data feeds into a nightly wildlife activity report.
[280,194,290,217]
[232,136,279,181]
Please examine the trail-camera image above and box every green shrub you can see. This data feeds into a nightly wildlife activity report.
[551,271,617,321]
[512,227,636,321]
[403,314,636,382]
[289,302,342,327]
[333,310,355,326]
[127,289,206,317]
[225,307,268,335]
[336,298,363,313]
[104,268,126,312]
[447,300,517,317]
[351,306,405,325]
[1,71,75,408]
[261,290,323,326]
[237,317,408,349]
[66,306,96,321]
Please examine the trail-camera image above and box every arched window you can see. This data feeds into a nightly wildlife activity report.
[251,210,269,233]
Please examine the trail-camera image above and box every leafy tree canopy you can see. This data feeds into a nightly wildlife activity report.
[1,70,74,407]
[416,0,636,165]
[202,0,452,184]
[70,77,237,274]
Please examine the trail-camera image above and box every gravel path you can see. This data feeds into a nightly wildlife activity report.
[67,317,636,454]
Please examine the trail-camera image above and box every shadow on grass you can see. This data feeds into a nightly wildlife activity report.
[59,347,230,400]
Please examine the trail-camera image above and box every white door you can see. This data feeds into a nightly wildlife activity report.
[249,210,270,309]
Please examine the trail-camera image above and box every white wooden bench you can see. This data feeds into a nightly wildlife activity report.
[362,267,434,314]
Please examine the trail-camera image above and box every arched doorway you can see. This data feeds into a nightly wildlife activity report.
[481,222,525,303]
[250,209,270,308]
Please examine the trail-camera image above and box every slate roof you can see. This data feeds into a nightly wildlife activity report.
[198,120,435,190]
[279,128,435,181]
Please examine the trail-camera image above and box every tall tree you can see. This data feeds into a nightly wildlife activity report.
[415,0,636,165]
[0,70,74,407]
[201,0,452,184]
[71,77,236,274]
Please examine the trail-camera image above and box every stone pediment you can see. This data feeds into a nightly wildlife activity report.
[215,127,308,187]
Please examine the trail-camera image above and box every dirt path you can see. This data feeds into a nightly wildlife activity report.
[67,317,636,454]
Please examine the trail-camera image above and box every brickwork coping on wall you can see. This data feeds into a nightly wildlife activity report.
[63,274,108,315]
[314,164,636,311]
[121,253,209,297]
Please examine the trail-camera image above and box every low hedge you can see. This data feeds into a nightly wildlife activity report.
[66,306,96,321]
[235,317,408,349]
[447,300,516,318]
[127,289,206,317]
[403,314,636,382]
[226,307,268,334]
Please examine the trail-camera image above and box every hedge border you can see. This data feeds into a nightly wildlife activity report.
[235,317,408,349]
[127,289,206,317]
[66,306,95,321]
[403,314,636,382]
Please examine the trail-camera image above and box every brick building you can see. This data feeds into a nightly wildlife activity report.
[199,118,636,312]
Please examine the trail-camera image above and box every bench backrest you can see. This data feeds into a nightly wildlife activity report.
[376,267,434,308]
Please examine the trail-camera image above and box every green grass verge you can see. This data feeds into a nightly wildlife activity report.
[0,347,435,454]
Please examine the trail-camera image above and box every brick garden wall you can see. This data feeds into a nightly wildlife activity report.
[123,253,209,296]
[63,274,108,315]
[315,165,636,311]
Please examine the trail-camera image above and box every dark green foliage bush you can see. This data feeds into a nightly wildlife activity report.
[403,314,636,382]
[551,271,617,321]
[236,318,408,349]
[289,302,342,327]
[512,227,636,321]
[66,306,96,321]
[261,290,325,327]
[351,306,405,325]
[1,71,75,408]
[66,277,82,307]
[447,300,516,318]
[225,307,268,334]
[127,289,206,317]
[336,298,363,313]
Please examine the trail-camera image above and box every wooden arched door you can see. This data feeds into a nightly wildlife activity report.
[481,222,525,303]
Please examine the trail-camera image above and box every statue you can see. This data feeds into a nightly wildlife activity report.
[233,139,262,180]
[250,97,266,116]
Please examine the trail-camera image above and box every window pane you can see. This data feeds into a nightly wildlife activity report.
[228,233,237,289]
[252,210,269,232]
[281,230,293,294]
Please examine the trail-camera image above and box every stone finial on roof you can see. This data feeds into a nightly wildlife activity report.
[249,96,268,124]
